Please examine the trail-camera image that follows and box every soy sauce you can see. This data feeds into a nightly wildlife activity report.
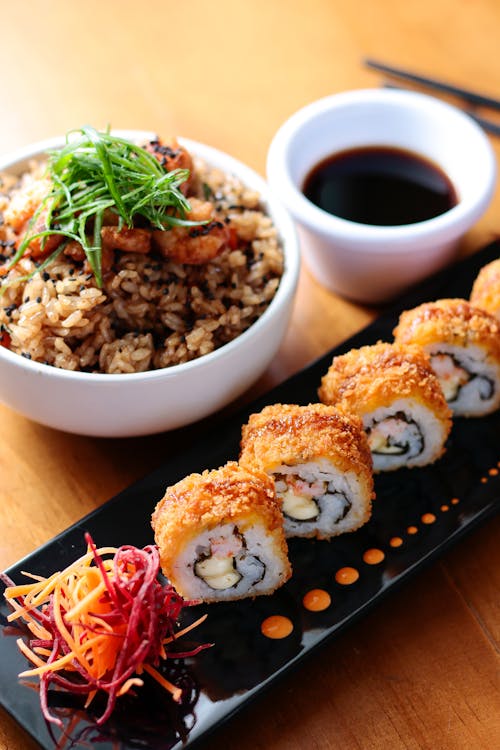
[302,146,458,226]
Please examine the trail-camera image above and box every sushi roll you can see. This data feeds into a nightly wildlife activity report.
[470,259,500,320]
[318,342,452,472]
[394,298,500,416]
[239,403,373,539]
[151,461,291,603]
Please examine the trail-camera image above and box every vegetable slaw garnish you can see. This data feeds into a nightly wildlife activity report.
[2,533,209,727]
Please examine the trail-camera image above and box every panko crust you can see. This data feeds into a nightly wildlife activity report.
[318,342,452,425]
[240,403,373,482]
[470,260,500,320]
[152,461,288,568]
[393,298,500,361]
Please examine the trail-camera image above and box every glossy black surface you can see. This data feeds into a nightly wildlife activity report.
[1,241,499,749]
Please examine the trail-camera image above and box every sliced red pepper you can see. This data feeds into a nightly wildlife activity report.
[0,330,11,348]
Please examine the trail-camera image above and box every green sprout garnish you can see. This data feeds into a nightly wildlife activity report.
[4,126,199,287]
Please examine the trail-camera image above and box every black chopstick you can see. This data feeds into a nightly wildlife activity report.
[467,112,500,137]
[364,58,500,112]
[381,82,500,137]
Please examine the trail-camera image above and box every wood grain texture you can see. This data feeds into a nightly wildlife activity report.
[0,1,499,748]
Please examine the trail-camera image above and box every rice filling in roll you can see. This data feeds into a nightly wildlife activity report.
[273,461,356,536]
[361,399,448,471]
[428,347,495,405]
[366,409,423,458]
[151,461,291,602]
[394,299,500,417]
[318,343,452,472]
[193,524,265,590]
[240,403,374,539]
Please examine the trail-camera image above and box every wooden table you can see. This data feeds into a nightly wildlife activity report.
[1,2,499,748]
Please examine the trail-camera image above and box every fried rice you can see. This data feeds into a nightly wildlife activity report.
[0,145,283,374]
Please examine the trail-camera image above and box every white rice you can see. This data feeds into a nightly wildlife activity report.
[272,457,371,539]
[364,397,449,472]
[170,522,289,602]
[426,343,500,417]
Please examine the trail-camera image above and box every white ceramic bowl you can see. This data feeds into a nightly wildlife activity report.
[267,88,496,304]
[0,132,300,437]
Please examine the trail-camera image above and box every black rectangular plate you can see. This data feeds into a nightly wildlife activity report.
[1,242,499,750]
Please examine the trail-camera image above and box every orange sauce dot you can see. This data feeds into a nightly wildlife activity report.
[302,589,331,611]
[261,615,294,639]
[421,513,436,524]
[335,567,359,585]
[488,468,498,476]
[389,536,403,548]
[440,504,449,512]
[363,548,385,565]
[451,498,460,505]
[407,526,418,535]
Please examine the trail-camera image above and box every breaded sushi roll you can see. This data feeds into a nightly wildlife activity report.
[240,403,373,539]
[394,299,500,416]
[151,461,291,603]
[318,343,452,472]
[470,259,500,320]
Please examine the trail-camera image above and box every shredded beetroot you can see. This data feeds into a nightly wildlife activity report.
[3,533,209,727]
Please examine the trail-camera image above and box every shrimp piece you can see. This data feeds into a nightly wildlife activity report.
[100,226,151,254]
[64,225,151,276]
[3,177,52,232]
[145,137,194,195]
[64,241,115,275]
[63,241,86,263]
[19,213,63,258]
[152,198,234,265]
[65,226,151,258]
[4,176,63,258]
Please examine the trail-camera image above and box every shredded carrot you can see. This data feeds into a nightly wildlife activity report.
[163,613,208,644]
[3,533,210,728]
[142,663,182,702]
[16,637,46,668]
